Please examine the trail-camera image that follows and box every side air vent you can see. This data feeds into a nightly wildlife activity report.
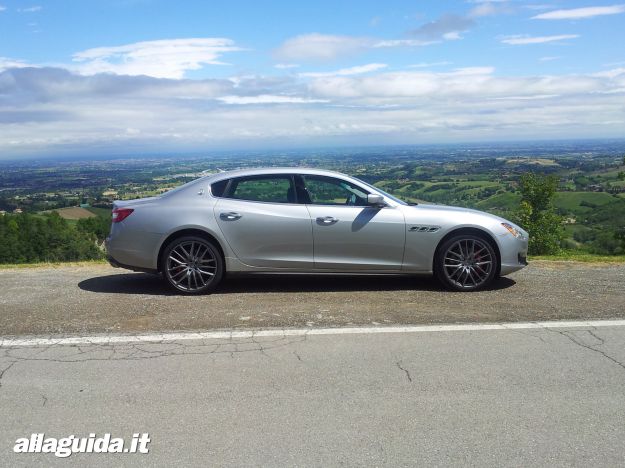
[409,226,440,233]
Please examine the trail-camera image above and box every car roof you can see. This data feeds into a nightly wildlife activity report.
[205,167,355,182]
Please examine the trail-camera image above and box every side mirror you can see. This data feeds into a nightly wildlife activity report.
[367,194,386,207]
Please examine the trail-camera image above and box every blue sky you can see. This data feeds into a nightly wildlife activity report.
[1,0,625,158]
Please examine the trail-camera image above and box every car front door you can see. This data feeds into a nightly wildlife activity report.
[214,174,313,269]
[301,175,406,270]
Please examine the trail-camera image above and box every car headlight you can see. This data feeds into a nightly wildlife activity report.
[501,222,523,238]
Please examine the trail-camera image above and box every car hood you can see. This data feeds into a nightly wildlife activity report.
[404,203,513,226]
[411,203,501,217]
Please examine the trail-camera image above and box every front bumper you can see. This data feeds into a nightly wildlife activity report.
[499,234,529,276]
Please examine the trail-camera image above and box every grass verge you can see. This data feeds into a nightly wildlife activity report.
[0,259,108,269]
[531,252,625,263]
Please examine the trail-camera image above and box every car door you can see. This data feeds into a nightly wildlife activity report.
[301,175,406,270]
[214,174,313,269]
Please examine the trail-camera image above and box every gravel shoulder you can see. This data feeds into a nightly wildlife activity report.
[0,261,624,336]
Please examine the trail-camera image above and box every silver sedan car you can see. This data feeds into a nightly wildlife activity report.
[106,168,528,293]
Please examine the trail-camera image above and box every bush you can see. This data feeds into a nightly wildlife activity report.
[514,173,563,255]
[0,212,104,264]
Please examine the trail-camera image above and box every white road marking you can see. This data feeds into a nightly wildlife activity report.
[2,319,625,348]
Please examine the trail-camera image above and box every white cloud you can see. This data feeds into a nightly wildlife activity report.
[72,38,243,79]
[539,56,561,62]
[0,57,32,71]
[2,66,625,155]
[0,5,6,12]
[307,66,612,101]
[273,34,370,62]
[300,63,387,78]
[501,34,579,45]
[443,32,462,40]
[373,39,438,47]
[468,2,513,18]
[592,67,625,78]
[532,4,625,20]
[274,33,440,62]
[409,14,474,40]
[18,5,41,12]
[408,61,453,68]
[275,63,300,69]
[217,95,329,105]
[523,4,556,11]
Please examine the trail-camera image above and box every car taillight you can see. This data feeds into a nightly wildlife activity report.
[111,208,134,223]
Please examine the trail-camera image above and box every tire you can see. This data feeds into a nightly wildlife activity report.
[160,236,224,294]
[434,234,497,292]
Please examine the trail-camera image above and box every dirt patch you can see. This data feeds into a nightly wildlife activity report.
[0,262,623,336]
[52,207,96,220]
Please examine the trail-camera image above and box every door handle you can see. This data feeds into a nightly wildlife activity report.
[316,216,339,225]
[220,212,242,221]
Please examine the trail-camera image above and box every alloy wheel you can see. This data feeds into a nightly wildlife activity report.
[442,238,494,290]
[165,240,218,292]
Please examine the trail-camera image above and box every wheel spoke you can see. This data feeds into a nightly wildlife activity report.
[450,266,464,279]
[197,268,215,276]
[447,250,463,260]
[169,256,186,266]
[467,268,478,286]
[473,266,487,281]
[171,249,186,262]
[456,242,464,258]
[171,267,187,279]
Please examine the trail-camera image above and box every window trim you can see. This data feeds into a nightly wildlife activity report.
[209,178,230,198]
[213,174,299,205]
[300,174,372,207]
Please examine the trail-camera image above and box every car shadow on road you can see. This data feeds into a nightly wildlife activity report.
[78,273,516,296]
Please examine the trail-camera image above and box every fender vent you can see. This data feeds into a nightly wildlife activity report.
[409,226,440,233]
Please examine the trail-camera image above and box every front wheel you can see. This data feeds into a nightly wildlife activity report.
[434,234,497,291]
[161,236,224,294]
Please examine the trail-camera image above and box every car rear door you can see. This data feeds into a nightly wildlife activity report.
[301,175,406,270]
[214,174,313,269]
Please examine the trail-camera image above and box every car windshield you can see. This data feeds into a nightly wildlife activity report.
[352,177,408,205]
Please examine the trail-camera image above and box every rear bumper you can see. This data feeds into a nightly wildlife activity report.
[107,253,158,274]
[105,236,159,274]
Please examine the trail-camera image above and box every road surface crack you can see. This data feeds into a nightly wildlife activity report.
[396,360,412,383]
[549,328,625,373]
[0,360,17,389]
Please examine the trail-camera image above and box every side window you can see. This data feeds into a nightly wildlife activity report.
[210,179,229,197]
[303,176,369,206]
[227,176,294,204]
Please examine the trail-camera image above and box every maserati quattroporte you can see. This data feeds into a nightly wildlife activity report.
[106,168,528,293]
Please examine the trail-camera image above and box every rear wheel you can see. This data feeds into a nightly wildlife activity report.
[434,234,497,291]
[161,236,224,294]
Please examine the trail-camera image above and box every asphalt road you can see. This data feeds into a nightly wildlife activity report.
[0,261,624,335]
[2,324,625,467]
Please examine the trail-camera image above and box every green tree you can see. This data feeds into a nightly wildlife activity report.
[76,215,110,242]
[0,212,104,264]
[514,173,563,255]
